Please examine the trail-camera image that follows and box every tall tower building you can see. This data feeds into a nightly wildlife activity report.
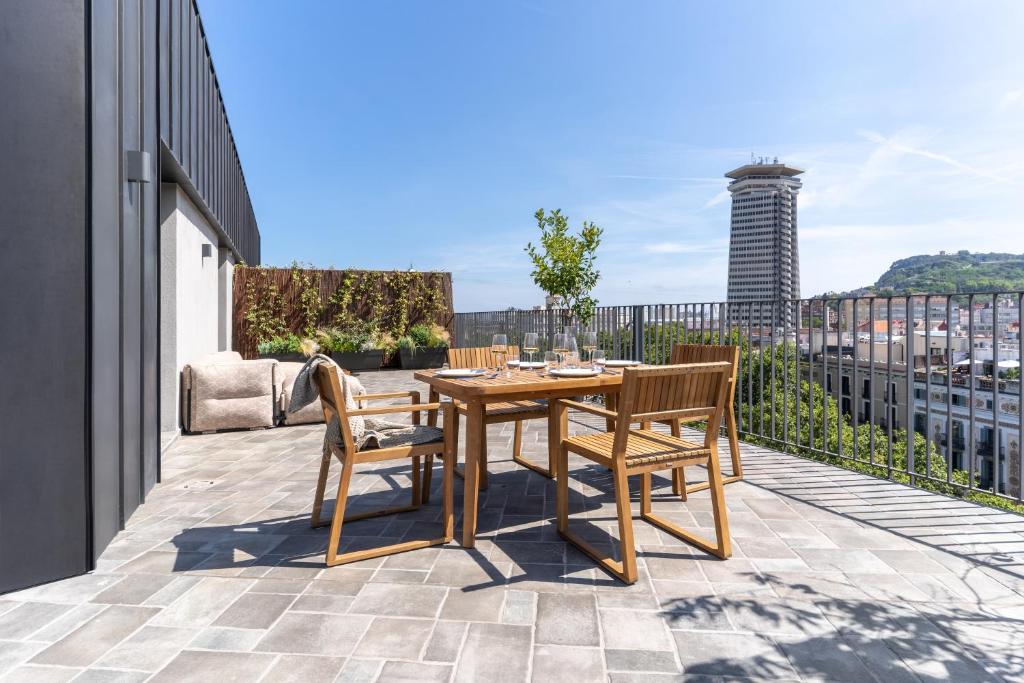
[725,158,803,328]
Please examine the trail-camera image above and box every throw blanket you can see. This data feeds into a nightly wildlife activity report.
[288,354,441,453]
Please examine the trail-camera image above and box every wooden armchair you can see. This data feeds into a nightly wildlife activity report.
[664,344,741,498]
[555,362,733,584]
[311,364,454,567]
[421,346,548,500]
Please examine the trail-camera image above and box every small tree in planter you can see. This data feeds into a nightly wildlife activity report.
[257,333,305,362]
[524,208,603,329]
[398,323,450,369]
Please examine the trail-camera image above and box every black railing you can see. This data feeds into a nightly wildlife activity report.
[455,292,1024,507]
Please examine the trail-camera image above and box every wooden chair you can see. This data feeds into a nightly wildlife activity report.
[311,363,455,566]
[421,346,548,499]
[555,362,733,584]
[663,344,741,498]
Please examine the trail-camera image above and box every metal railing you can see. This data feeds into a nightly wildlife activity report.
[454,293,1024,507]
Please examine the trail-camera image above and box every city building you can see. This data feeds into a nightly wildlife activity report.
[0,0,259,593]
[725,157,803,327]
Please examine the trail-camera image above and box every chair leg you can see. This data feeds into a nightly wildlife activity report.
[478,426,489,491]
[411,455,422,507]
[556,443,570,533]
[669,420,687,501]
[442,409,456,541]
[706,442,732,558]
[421,455,434,504]
[612,462,638,583]
[512,420,524,460]
[325,456,356,565]
[725,406,743,479]
[311,446,334,529]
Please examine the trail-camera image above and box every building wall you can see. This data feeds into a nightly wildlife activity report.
[160,183,228,434]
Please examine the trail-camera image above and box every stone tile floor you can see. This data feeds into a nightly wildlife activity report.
[3,370,1024,682]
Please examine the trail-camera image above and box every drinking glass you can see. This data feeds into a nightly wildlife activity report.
[491,334,508,372]
[564,335,580,368]
[544,351,559,373]
[580,331,597,365]
[506,347,519,375]
[552,333,569,367]
[522,332,539,365]
[592,349,606,368]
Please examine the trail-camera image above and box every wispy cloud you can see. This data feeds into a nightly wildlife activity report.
[858,129,1013,185]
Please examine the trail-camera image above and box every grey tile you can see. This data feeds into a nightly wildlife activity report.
[605,649,680,673]
[260,654,346,683]
[672,631,796,678]
[213,592,293,629]
[455,623,531,683]
[95,625,197,672]
[353,617,434,659]
[148,650,276,683]
[0,641,47,678]
[378,661,452,682]
[599,609,673,651]
[71,669,149,683]
[188,626,266,651]
[337,658,383,682]
[149,577,253,628]
[349,583,447,617]
[1,664,80,682]
[0,602,73,640]
[91,575,175,605]
[532,645,604,681]
[536,593,599,646]
[440,587,504,622]
[775,634,881,682]
[31,606,160,668]
[255,612,371,656]
[424,620,468,662]
[30,604,108,643]
[289,594,352,613]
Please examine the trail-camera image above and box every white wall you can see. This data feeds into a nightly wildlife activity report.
[159,183,230,434]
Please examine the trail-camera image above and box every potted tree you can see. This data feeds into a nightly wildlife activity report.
[315,321,388,372]
[398,323,450,369]
[257,333,306,363]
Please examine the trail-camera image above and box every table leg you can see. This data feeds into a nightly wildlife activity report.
[462,399,484,548]
[427,388,440,428]
[604,393,618,433]
[546,399,568,478]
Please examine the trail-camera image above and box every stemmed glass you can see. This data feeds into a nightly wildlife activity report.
[491,334,508,373]
[580,331,597,366]
[522,332,539,367]
[552,333,570,368]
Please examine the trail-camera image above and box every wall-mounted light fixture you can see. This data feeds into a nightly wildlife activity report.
[124,151,152,183]
[201,244,213,259]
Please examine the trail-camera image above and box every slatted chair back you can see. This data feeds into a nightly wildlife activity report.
[315,363,357,454]
[669,344,739,408]
[448,346,521,369]
[614,362,732,454]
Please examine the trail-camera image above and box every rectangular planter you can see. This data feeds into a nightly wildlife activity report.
[259,352,307,364]
[399,346,448,369]
[331,349,384,373]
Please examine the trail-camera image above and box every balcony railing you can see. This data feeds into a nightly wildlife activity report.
[454,292,1024,509]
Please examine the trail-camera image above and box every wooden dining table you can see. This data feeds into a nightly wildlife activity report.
[415,366,627,547]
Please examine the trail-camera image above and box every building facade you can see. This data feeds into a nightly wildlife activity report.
[0,0,259,593]
[725,159,803,328]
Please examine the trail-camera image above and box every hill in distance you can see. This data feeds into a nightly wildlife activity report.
[822,251,1024,297]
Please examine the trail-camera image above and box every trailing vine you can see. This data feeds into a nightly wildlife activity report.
[291,261,323,336]
[242,268,286,343]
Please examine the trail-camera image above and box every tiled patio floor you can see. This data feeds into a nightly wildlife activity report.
[3,370,1024,682]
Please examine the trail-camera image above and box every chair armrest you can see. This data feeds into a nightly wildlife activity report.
[557,398,618,421]
[360,391,420,402]
[347,402,443,417]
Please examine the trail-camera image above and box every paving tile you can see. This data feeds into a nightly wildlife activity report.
[1,664,81,682]
[148,577,253,628]
[604,648,680,673]
[454,623,532,683]
[259,654,346,683]
[70,669,149,683]
[532,644,604,681]
[423,620,467,662]
[440,587,504,622]
[672,631,796,678]
[91,575,176,605]
[0,603,74,640]
[148,650,276,683]
[255,612,371,656]
[349,583,447,617]
[0,641,47,677]
[115,551,210,575]
[288,594,352,613]
[536,593,599,646]
[95,625,197,672]
[336,657,383,682]
[377,661,453,682]
[30,606,159,668]
[353,617,434,659]
[188,626,266,651]
[599,609,673,651]
[501,590,535,625]
[213,592,293,629]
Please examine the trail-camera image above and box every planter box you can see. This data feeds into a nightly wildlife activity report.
[331,350,384,373]
[259,352,307,364]
[399,346,448,369]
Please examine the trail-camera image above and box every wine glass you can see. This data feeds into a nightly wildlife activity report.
[490,334,508,371]
[592,349,606,369]
[522,332,539,366]
[580,331,597,366]
[544,351,559,374]
[552,333,570,368]
[564,335,579,368]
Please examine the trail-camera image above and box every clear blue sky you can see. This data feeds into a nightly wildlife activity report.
[199,1,1024,311]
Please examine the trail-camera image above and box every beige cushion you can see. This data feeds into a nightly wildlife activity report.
[183,360,276,432]
[277,361,324,425]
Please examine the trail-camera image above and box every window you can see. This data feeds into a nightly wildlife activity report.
[841,376,850,396]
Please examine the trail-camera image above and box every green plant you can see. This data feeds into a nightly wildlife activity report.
[525,208,603,326]
[314,319,394,354]
[242,270,286,343]
[257,333,302,355]
[398,335,417,350]
[292,262,323,336]
[407,323,450,348]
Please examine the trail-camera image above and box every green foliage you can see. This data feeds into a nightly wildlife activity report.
[314,320,396,353]
[873,251,1024,294]
[525,208,604,326]
[291,261,323,336]
[242,269,286,344]
[407,323,450,348]
[257,333,302,355]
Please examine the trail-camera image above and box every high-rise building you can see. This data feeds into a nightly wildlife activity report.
[725,158,803,328]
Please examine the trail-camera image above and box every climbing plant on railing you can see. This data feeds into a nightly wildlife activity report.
[292,262,324,336]
[241,267,286,344]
